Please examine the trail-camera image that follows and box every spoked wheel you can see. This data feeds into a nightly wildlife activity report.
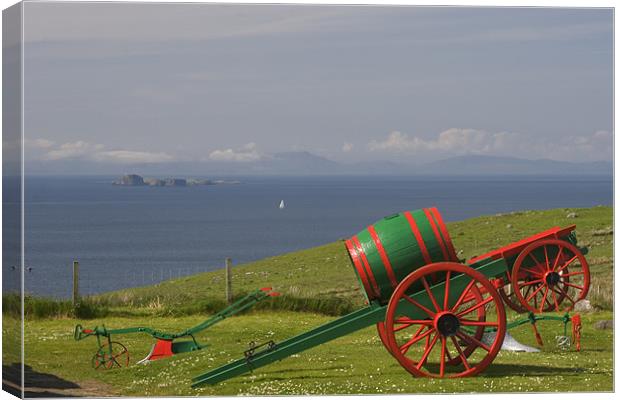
[92,341,130,370]
[377,323,393,355]
[384,263,506,378]
[377,316,485,365]
[511,239,590,313]
[384,276,488,364]
[446,284,486,366]
[497,281,528,313]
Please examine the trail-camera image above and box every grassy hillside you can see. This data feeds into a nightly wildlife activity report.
[5,206,613,396]
[94,206,613,312]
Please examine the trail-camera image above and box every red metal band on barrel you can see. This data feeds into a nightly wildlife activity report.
[424,208,450,261]
[367,225,399,289]
[352,236,381,298]
[430,207,459,261]
[345,239,374,299]
[403,211,433,264]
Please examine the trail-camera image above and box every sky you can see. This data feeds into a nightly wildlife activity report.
[20,3,613,172]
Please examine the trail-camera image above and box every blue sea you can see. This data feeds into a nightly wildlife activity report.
[16,175,613,298]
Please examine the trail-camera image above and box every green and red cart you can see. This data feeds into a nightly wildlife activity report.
[192,207,589,386]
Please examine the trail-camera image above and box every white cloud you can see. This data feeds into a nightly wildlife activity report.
[209,143,262,162]
[44,141,105,161]
[41,140,174,164]
[368,129,511,153]
[547,130,613,162]
[368,128,612,162]
[342,142,354,152]
[25,138,55,148]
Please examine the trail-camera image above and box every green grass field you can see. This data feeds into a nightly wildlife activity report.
[8,310,614,395]
[5,206,614,395]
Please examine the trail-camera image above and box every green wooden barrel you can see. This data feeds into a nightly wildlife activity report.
[345,207,458,304]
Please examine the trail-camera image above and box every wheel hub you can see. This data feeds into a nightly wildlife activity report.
[434,312,460,337]
[545,271,561,286]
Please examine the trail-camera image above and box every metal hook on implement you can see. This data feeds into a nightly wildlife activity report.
[74,287,279,369]
[243,340,277,372]
[548,312,582,352]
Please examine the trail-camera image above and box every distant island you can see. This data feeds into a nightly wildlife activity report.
[113,174,240,187]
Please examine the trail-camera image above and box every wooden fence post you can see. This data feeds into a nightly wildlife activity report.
[72,260,80,305]
[225,258,233,304]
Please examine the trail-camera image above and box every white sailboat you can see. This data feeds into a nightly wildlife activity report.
[279,200,285,209]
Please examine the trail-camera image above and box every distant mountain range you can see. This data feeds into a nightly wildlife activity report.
[199,152,611,176]
[26,152,612,176]
[413,155,613,176]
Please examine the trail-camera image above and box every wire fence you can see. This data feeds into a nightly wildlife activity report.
[79,264,217,297]
[13,262,224,299]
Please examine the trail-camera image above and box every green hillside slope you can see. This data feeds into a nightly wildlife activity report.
[96,206,612,312]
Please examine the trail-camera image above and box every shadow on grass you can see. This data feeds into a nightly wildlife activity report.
[479,363,585,377]
[3,363,81,397]
[246,362,585,384]
[408,361,585,377]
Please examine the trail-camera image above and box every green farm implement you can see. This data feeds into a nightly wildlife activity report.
[472,311,582,353]
[74,287,278,369]
[192,207,588,386]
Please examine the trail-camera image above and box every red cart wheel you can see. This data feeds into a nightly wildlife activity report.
[381,285,487,366]
[446,284,486,366]
[511,239,590,313]
[384,263,506,378]
[378,284,484,357]
[377,322,393,355]
[498,282,528,313]
[92,341,130,370]
[377,317,484,361]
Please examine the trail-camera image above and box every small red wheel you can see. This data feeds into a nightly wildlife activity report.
[384,262,506,378]
[511,239,590,313]
[92,341,130,370]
